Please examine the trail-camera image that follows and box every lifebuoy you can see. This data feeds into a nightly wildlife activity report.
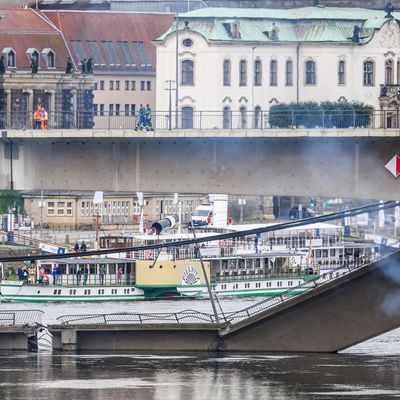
[144,250,153,260]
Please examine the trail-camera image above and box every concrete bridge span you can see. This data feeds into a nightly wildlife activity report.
[49,250,400,353]
[1,129,399,199]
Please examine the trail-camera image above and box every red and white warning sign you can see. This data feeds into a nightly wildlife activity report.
[385,154,400,178]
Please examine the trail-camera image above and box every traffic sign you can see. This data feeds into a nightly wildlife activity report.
[385,154,400,178]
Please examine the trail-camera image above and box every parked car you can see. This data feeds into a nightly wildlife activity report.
[289,206,315,220]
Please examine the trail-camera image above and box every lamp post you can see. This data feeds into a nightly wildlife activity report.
[165,80,176,130]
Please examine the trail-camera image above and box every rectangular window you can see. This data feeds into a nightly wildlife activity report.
[66,202,73,215]
[99,104,104,116]
[131,104,136,115]
[363,61,374,86]
[305,60,316,85]
[131,81,136,91]
[140,80,145,91]
[125,104,129,115]
[109,104,114,116]
[147,81,151,91]
[47,201,55,215]
[116,80,120,91]
[109,81,114,90]
[93,82,98,91]
[286,60,293,86]
[115,104,120,116]
[93,104,98,115]
[99,80,104,90]
[125,80,129,90]
[338,60,345,85]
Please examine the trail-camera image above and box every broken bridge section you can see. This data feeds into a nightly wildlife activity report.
[220,249,400,353]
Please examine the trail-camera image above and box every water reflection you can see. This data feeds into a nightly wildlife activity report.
[1,351,400,400]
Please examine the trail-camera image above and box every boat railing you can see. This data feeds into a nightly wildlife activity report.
[223,254,382,326]
[56,309,220,325]
[0,310,44,326]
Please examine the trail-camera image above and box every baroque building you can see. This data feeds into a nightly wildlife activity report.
[0,8,94,129]
[155,5,400,128]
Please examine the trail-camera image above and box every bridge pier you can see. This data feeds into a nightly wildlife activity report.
[0,326,39,351]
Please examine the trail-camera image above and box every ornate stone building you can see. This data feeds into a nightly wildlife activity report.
[155,4,400,128]
[0,8,94,129]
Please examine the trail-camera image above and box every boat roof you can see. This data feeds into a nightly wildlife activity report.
[209,222,342,233]
[38,257,133,265]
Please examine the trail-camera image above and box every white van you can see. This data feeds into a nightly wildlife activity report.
[191,204,213,226]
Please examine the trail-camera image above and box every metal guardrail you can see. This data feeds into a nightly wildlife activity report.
[57,310,219,325]
[0,310,44,326]
[1,109,398,131]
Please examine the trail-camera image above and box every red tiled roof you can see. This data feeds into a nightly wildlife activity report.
[0,8,71,70]
[43,11,174,72]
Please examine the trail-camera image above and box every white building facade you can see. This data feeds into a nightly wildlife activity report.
[155,6,400,129]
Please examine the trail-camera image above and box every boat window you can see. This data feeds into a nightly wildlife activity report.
[58,290,61,295]
[330,249,336,257]
[109,265,116,274]
[322,249,328,258]
[53,290,57,295]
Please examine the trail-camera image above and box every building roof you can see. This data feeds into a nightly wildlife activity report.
[157,6,395,44]
[0,8,71,70]
[43,10,174,73]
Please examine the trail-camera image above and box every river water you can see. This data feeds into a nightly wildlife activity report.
[1,299,400,400]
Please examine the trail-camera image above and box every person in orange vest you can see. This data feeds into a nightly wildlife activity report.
[33,106,41,129]
[41,107,48,130]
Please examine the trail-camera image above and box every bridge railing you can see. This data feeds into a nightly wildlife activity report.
[1,109,398,130]
[0,310,44,326]
[56,310,219,325]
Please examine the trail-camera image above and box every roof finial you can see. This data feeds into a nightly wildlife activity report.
[385,0,394,18]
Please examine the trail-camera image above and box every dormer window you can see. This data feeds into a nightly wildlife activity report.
[223,19,241,39]
[26,48,40,65]
[2,48,16,68]
[42,48,56,68]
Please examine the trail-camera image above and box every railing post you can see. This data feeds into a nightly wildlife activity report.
[108,112,111,130]
[352,110,356,127]
[291,111,294,129]
[199,111,202,130]
[322,110,325,129]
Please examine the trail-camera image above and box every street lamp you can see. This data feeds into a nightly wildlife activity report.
[165,80,176,130]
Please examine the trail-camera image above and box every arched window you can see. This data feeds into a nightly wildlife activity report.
[363,60,374,86]
[240,106,247,129]
[7,50,16,68]
[338,60,345,85]
[239,59,247,86]
[385,59,394,85]
[182,106,193,129]
[223,59,231,86]
[254,59,262,86]
[47,51,55,68]
[285,59,293,86]
[223,106,231,129]
[253,106,261,128]
[305,60,316,85]
[181,60,194,85]
[270,59,277,86]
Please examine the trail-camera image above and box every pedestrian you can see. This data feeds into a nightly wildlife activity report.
[22,267,29,283]
[41,107,48,130]
[145,104,153,131]
[33,106,41,129]
[52,266,58,285]
[135,104,146,131]
[17,266,23,281]
[38,266,45,284]
[100,265,106,285]
[74,242,79,253]
[80,241,87,252]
